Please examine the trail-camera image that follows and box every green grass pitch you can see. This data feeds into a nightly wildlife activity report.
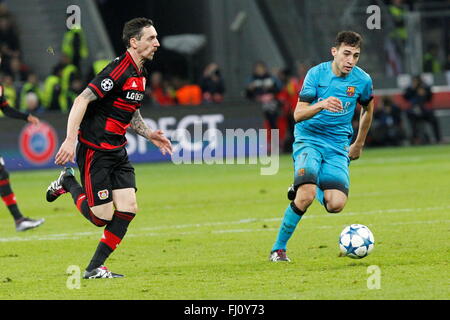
[0,145,449,300]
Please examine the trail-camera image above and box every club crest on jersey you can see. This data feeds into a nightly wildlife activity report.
[298,168,305,176]
[346,86,355,97]
[101,78,114,91]
[97,189,109,200]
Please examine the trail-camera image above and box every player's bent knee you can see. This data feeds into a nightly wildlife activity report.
[112,189,138,213]
[115,201,138,214]
[294,195,315,209]
[325,200,346,213]
[326,205,344,214]
[126,203,138,214]
[324,190,347,213]
[90,202,114,221]
[294,185,316,210]
[92,210,113,221]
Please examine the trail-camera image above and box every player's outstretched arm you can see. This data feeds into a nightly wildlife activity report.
[349,100,374,161]
[130,110,173,156]
[294,97,343,122]
[55,88,97,165]
[1,102,40,124]
[1,85,40,123]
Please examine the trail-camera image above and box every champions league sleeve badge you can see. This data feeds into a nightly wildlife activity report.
[101,78,114,92]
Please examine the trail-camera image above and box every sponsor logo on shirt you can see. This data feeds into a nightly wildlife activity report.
[125,92,144,101]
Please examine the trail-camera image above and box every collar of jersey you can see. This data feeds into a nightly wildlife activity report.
[126,50,143,76]
[328,60,352,81]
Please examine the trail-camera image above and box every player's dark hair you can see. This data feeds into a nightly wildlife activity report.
[122,17,154,48]
[335,31,362,49]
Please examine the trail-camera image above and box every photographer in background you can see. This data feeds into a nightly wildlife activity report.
[200,63,225,104]
[403,75,441,144]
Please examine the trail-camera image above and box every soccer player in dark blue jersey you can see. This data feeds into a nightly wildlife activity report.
[270,31,374,261]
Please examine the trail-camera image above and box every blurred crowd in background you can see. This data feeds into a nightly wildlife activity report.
[0,1,447,153]
[383,0,450,76]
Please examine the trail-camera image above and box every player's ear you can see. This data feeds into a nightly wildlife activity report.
[129,37,138,49]
[331,47,337,57]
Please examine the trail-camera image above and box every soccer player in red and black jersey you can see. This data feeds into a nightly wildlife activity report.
[0,56,44,231]
[46,18,172,279]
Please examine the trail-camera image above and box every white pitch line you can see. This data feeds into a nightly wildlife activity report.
[0,206,448,243]
[135,219,450,237]
[44,190,447,219]
[352,155,447,165]
[206,219,450,234]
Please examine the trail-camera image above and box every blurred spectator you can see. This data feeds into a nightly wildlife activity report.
[62,25,89,70]
[7,56,29,83]
[200,63,225,104]
[174,77,202,106]
[370,96,406,146]
[246,61,281,100]
[19,73,42,112]
[65,76,84,111]
[246,61,282,131]
[0,3,9,18]
[86,51,111,82]
[423,43,442,74]
[56,54,80,113]
[23,92,44,114]
[42,65,62,112]
[386,0,408,75]
[0,13,20,62]
[388,0,407,44]
[278,63,308,152]
[276,68,296,152]
[403,75,441,144]
[149,71,176,106]
[1,74,16,108]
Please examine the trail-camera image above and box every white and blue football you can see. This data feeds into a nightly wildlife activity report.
[339,224,375,259]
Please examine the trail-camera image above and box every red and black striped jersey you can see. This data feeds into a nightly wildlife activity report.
[80,50,147,151]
